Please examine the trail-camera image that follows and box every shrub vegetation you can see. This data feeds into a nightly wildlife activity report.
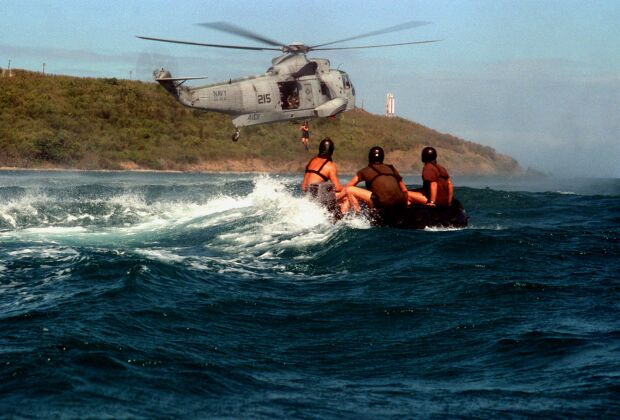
[0,70,521,175]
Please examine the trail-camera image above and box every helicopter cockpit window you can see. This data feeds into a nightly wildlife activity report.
[343,75,351,89]
[278,81,300,110]
[320,82,331,98]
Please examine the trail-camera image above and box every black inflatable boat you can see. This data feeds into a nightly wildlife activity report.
[366,198,469,229]
[307,185,468,229]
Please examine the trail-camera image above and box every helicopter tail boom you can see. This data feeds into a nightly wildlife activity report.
[156,75,209,82]
[153,69,210,108]
[154,69,180,98]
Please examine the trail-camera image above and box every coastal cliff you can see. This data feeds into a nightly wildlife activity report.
[0,70,521,175]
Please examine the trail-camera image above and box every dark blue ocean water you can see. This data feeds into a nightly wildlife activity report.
[0,171,618,418]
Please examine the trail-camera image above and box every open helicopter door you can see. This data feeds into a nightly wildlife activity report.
[278,81,299,110]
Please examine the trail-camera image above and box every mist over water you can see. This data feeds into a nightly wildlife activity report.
[452,175,620,196]
[0,171,618,418]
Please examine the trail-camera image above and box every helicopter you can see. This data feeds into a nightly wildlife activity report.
[138,21,437,141]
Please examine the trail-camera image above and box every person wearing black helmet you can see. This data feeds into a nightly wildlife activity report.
[344,146,408,213]
[301,137,348,213]
[408,146,454,207]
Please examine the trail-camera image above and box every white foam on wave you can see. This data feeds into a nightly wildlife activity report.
[339,212,372,230]
[0,191,47,228]
[0,189,117,230]
[0,175,381,284]
[466,223,506,231]
[134,248,187,263]
[107,190,252,229]
[0,187,253,245]
[0,246,80,317]
[7,246,80,260]
[424,226,467,232]
[0,212,16,228]
[184,195,253,229]
[18,226,89,236]
[212,176,339,255]
[66,214,95,223]
[0,176,364,269]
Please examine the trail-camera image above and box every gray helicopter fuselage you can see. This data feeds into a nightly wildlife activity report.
[157,54,355,128]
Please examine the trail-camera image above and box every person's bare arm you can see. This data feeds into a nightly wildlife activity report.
[427,181,438,206]
[301,173,310,192]
[398,180,408,194]
[329,163,343,192]
[447,178,454,205]
[345,174,360,188]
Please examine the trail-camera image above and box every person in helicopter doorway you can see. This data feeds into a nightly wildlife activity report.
[301,137,349,214]
[344,146,408,217]
[407,146,454,207]
[299,120,310,151]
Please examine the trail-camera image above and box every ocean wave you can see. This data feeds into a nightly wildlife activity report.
[1,172,618,417]
[0,176,372,258]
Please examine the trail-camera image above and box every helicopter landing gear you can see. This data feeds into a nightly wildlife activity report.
[232,128,240,142]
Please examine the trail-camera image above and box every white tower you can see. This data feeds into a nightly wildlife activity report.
[385,93,395,117]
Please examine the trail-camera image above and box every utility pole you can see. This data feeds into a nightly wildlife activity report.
[129,70,132,80]
[42,62,46,75]
[8,59,12,77]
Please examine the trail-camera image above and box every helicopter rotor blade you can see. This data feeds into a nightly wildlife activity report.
[310,21,431,49]
[197,22,286,48]
[137,36,282,51]
[311,39,440,51]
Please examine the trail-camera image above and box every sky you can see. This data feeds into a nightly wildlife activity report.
[1,0,618,177]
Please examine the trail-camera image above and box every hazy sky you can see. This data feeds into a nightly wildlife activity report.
[1,0,618,177]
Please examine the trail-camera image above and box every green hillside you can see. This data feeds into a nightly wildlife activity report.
[0,69,521,175]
